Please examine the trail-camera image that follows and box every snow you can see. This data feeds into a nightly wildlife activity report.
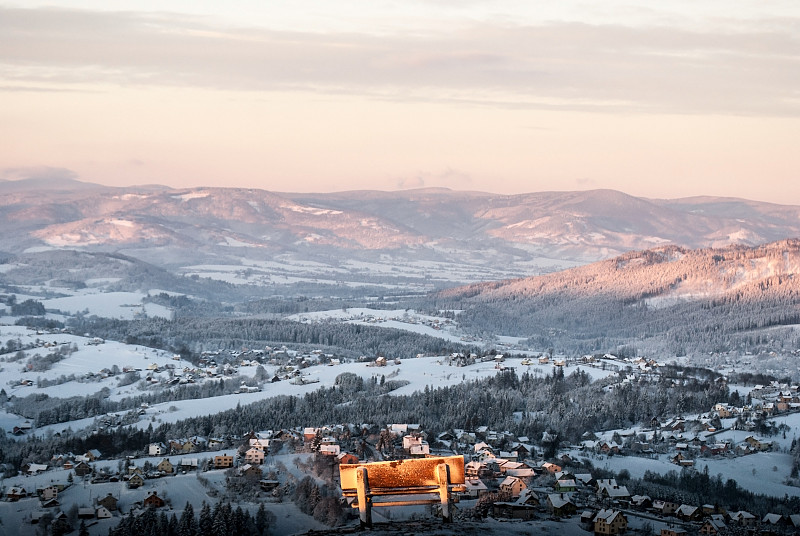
[0,322,615,438]
[172,191,210,201]
[576,450,800,498]
[0,453,327,536]
[41,292,172,320]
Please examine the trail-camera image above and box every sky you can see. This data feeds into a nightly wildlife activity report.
[1,1,799,203]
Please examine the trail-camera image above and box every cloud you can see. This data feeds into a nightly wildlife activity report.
[1,166,78,182]
[1,6,799,115]
[396,168,472,190]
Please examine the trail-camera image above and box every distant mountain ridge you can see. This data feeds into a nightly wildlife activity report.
[2,178,800,292]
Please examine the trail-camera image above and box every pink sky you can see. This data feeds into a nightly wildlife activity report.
[1,1,799,203]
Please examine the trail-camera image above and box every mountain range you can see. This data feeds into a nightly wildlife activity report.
[2,177,800,294]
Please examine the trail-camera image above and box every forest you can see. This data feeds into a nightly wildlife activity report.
[427,240,800,356]
[66,315,473,361]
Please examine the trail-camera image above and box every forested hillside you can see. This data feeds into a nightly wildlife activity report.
[430,239,800,356]
[71,316,473,360]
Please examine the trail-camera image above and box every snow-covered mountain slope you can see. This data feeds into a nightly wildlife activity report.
[432,239,800,358]
[2,179,800,293]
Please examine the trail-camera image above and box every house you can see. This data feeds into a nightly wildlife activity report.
[699,519,726,535]
[492,501,537,520]
[598,441,621,455]
[630,495,652,509]
[660,530,688,536]
[465,461,488,478]
[319,444,341,456]
[40,498,60,509]
[598,483,630,502]
[593,509,627,535]
[157,458,174,474]
[744,436,772,451]
[541,461,562,473]
[729,510,757,527]
[763,513,786,526]
[179,458,199,471]
[96,506,114,519]
[38,486,59,501]
[336,452,359,465]
[143,491,165,508]
[84,449,102,461]
[462,479,489,499]
[244,447,265,465]
[675,504,702,522]
[515,489,539,507]
[78,507,96,519]
[127,474,145,489]
[409,442,430,457]
[556,479,577,492]
[249,438,270,451]
[499,476,526,498]
[505,467,536,478]
[128,464,143,475]
[74,461,92,477]
[148,443,168,456]
[239,464,262,479]
[6,486,29,501]
[547,493,577,517]
[22,463,48,475]
[96,493,118,511]
[652,500,679,516]
[214,454,234,469]
[51,511,71,534]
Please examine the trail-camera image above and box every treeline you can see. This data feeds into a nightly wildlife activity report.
[629,468,800,516]
[108,501,274,536]
[68,316,474,360]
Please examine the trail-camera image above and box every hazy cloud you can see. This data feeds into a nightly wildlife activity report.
[397,168,472,190]
[1,6,799,115]
[1,166,78,182]
[575,177,598,188]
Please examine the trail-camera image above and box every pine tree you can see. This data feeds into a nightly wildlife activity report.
[178,502,196,536]
[255,503,269,535]
[198,502,213,536]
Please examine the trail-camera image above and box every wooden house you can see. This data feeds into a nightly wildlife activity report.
[143,491,165,508]
[593,509,627,535]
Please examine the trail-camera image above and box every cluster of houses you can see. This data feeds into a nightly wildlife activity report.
[716,380,800,419]
[5,412,797,534]
[574,408,777,471]
[5,476,163,530]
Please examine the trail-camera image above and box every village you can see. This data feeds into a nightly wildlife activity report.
[4,323,800,535]
[4,392,800,536]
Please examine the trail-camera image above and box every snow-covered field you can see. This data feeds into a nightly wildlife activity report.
[42,291,172,320]
[574,448,800,498]
[0,325,180,399]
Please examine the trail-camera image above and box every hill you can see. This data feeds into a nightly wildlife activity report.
[431,239,800,358]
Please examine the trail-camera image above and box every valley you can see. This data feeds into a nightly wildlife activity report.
[2,183,800,534]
